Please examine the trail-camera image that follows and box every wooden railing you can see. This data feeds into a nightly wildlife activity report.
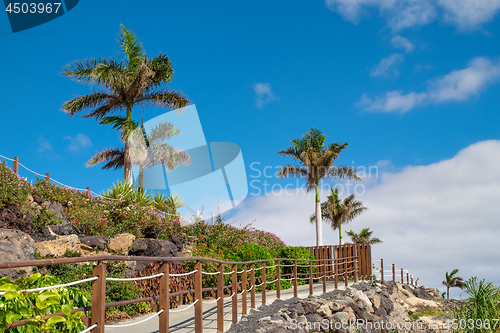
[378,258,417,286]
[307,243,372,279]
[0,253,384,333]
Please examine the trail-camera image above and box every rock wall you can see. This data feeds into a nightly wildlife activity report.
[0,228,185,279]
[229,281,456,333]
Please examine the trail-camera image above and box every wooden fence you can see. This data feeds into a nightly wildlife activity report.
[307,243,372,280]
[0,253,392,333]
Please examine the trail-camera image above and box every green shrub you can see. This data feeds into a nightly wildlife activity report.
[0,162,31,207]
[185,221,286,257]
[0,273,90,332]
[453,277,500,333]
[279,246,316,279]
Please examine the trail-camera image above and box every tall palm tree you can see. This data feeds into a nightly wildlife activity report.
[443,269,465,300]
[278,128,359,246]
[346,227,381,244]
[310,188,366,245]
[61,25,190,183]
[87,120,190,191]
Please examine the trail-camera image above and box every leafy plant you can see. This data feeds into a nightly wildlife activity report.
[453,277,500,333]
[443,268,465,300]
[61,25,190,184]
[277,128,360,246]
[0,273,90,332]
[310,188,367,245]
[346,227,382,244]
[279,246,316,282]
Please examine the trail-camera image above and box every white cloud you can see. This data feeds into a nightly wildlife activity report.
[370,53,404,77]
[253,83,277,109]
[358,91,426,113]
[387,0,436,31]
[360,57,500,113]
[438,0,500,30]
[326,0,500,31]
[391,35,414,53]
[428,57,500,102]
[65,134,92,152]
[231,140,500,296]
[37,136,53,153]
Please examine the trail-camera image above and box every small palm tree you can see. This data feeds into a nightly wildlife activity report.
[311,188,367,245]
[87,120,190,191]
[278,128,359,246]
[346,228,381,244]
[62,25,190,184]
[442,269,465,300]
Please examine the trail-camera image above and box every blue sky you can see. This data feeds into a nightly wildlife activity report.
[2,1,500,293]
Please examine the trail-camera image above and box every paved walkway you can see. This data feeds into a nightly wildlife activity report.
[108,280,354,333]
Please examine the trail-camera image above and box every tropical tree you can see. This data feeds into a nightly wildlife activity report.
[310,188,366,245]
[346,227,381,244]
[442,268,465,300]
[86,120,190,191]
[61,25,190,183]
[278,128,359,246]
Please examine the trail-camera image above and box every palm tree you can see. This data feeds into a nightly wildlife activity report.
[86,120,190,191]
[443,269,465,300]
[346,227,381,244]
[61,25,190,184]
[310,188,366,245]
[278,128,359,246]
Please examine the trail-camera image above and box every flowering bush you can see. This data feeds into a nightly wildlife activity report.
[0,161,31,207]
[185,221,286,257]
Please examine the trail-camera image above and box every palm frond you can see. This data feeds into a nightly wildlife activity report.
[61,57,105,83]
[86,148,124,170]
[117,24,145,71]
[136,89,190,110]
[92,58,128,87]
[277,165,308,179]
[328,165,360,181]
[147,53,174,86]
[62,92,114,117]
[100,116,139,138]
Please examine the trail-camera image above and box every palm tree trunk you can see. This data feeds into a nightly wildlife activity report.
[123,106,133,184]
[315,183,323,246]
[447,286,450,300]
[339,224,344,245]
[138,164,144,193]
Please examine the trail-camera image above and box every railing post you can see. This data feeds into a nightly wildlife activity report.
[353,257,358,283]
[407,272,409,284]
[217,264,224,333]
[261,262,266,305]
[13,157,18,175]
[411,275,413,285]
[401,268,404,284]
[250,264,255,309]
[309,262,313,296]
[344,258,348,288]
[242,264,247,316]
[231,264,237,323]
[392,264,395,281]
[334,259,338,290]
[159,262,169,333]
[91,263,106,333]
[293,260,298,298]
[45,172,50,183]
[322,258,326,294]
[194,261,203,333]
[381,259,384,282]
[276,261,281,299]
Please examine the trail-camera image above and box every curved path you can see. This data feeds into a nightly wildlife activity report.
[111,279,355,333]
